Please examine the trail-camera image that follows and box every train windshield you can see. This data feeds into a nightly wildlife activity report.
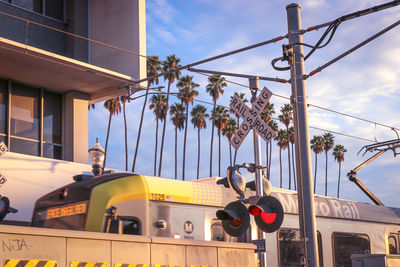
[32,201,88,230]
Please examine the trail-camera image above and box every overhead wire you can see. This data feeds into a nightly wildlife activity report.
[1,5,397,142]
[144,85,380,144]
[305,18,400,79]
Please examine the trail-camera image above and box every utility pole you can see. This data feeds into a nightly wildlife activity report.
[249,77,267,267]
[286,4,320,267]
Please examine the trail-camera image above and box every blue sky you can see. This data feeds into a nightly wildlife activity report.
[89,0,400,207]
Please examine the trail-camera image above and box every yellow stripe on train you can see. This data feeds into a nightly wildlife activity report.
[70,262,108,267]
[4,259,58,267]
[114,264,148,267]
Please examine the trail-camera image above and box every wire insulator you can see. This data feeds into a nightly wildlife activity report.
[306,27,315,32]
[274,36,285,42]
[309,70,319,76]
[278,79,288,83]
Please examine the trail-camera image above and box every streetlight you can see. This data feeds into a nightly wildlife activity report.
[89,138,105,176]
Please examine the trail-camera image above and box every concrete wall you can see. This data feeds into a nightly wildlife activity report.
[0,225,257,267]
[90,0,147,80]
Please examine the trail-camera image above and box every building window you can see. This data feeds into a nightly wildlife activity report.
[332,232,370,267]
[4,0,64,21]
[278,228,324,267]
[0,78,62,159]
[388,233,400,254]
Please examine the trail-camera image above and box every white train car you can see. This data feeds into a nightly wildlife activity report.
[24,172,400,267]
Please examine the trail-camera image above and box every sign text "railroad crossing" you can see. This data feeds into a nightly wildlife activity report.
[229,87,276,150]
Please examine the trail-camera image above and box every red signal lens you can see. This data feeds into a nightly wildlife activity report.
[248,205,262,216]
[261,211,277,224]
[229,217,243,228]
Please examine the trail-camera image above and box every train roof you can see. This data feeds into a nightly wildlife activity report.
[35,172,400,225]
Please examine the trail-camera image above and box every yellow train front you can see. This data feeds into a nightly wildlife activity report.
[31,172,245,242]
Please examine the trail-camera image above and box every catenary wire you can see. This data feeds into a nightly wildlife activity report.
[143,87,380,144]
[305,18,400,79]
[1,7,397,137]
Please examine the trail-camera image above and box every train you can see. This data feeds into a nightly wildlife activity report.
[30,171,400,267]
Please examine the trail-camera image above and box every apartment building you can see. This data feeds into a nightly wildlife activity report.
[0,0,146,223]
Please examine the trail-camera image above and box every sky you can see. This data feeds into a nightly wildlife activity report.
[89,0,400,207]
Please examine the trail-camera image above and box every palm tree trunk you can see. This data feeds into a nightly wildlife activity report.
[210,102,216,176]
[182,106,189,180]
[218,130,221,177]
[286,126,291,190]
[268,141,273,178]
[103,112,112,169]
[132,86,149,172]
[314,153,318,194]
[154,119,159,176]
[325,152,328,196]
[158,81,172,176]
[123,100,128,171]
[234,117,239,165]
[174,127,177,180]
[279,148,282,188]
[229,140,232,166]
[197,128,200,180]
[337,162,341,198]
[291,143,296,190]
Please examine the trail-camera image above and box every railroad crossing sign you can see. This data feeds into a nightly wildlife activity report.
[230,87,276,150]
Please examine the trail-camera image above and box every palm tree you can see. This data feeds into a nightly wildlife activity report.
[206,75,227,177]
[121,95,128,171]
[275,129,288,188]
[159,54,181,176]
[267,120,279,179]
[323,132,335,196]
[310,135,324,193]
[103,97,121,169]
[190,104,209,179]
[230,92,248,165]
[222,117,237,166]
[132,55,162,172]
[149,94,168,176]
[212,106,229,177]
[288,126,296,190]
[170,103,186,179]
[333,144,347,198]
[177,75,199,180]
[278,104,293,190]
[260,102,275,177]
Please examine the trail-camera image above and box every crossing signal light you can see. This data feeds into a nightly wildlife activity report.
[216,201,250,237]
[0,196,18,221]
[248,195,284,233]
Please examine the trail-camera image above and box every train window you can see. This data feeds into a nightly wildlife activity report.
[211,222,225,241]
[278,229,323,267]
[388,234,399,254]
[105,216,141,235]
[121,218,140,235]
[332,232,370,267]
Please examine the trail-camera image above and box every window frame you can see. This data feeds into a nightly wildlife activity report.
[0,0,66,23]
[332,231,371,267]
[277,228,324,267]
[0,78,62,159]
[388,233,400,255]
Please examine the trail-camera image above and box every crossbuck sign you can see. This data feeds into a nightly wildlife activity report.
[230,87,276,150]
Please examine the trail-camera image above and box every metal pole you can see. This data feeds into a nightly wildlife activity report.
[249,77,267,267]
[286,4,319,267]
